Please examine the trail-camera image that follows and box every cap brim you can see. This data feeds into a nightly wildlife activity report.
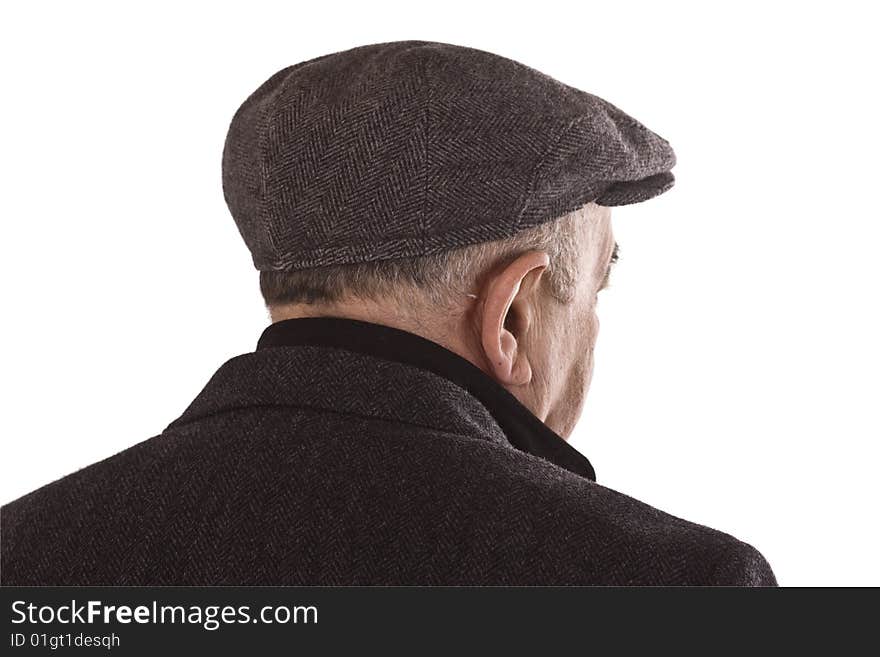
[595,171,675,207]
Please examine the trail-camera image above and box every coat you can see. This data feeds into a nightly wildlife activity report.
[1,317,776,585]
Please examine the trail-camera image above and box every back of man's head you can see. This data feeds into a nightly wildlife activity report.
[222,41,673,436]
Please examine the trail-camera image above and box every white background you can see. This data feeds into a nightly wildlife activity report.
[1,1,877,586]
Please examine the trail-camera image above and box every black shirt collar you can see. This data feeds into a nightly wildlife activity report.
[256,317,596,482]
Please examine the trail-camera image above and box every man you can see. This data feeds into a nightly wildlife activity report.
[1,41,776,585]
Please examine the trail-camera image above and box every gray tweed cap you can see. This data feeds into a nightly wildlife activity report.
[222,40,676,271]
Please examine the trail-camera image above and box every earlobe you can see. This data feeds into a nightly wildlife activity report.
[505,335,532,386]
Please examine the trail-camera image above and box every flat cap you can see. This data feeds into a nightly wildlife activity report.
[222,40,676,271]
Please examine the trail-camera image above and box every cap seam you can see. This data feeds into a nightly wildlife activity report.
[257,71,294,265]
[421,51,431,240]
[256,208,579,269]
[512,115,588,231]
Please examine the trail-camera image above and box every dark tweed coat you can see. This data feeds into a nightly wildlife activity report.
[1,318,776,586]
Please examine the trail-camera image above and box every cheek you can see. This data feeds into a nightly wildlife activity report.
[575,311,599,393]
[588,309,599,341]
[562,307,598,377]
[558,299,599,364]
[581,303,600,349]
[577,309,600,384]
[582,317,598,383]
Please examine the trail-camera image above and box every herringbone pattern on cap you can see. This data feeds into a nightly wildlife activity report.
[222,41,676,270]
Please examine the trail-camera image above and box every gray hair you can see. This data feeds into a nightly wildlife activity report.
[260,204,590,310]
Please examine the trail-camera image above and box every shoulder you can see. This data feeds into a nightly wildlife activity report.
[400,432,777,586]
[1,412,776,586]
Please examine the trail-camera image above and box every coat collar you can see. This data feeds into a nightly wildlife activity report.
[167,317,596,481]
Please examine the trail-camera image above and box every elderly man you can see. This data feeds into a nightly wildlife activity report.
[1,41,775,585]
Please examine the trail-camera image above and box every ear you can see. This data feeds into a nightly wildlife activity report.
[478,251,550,386]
